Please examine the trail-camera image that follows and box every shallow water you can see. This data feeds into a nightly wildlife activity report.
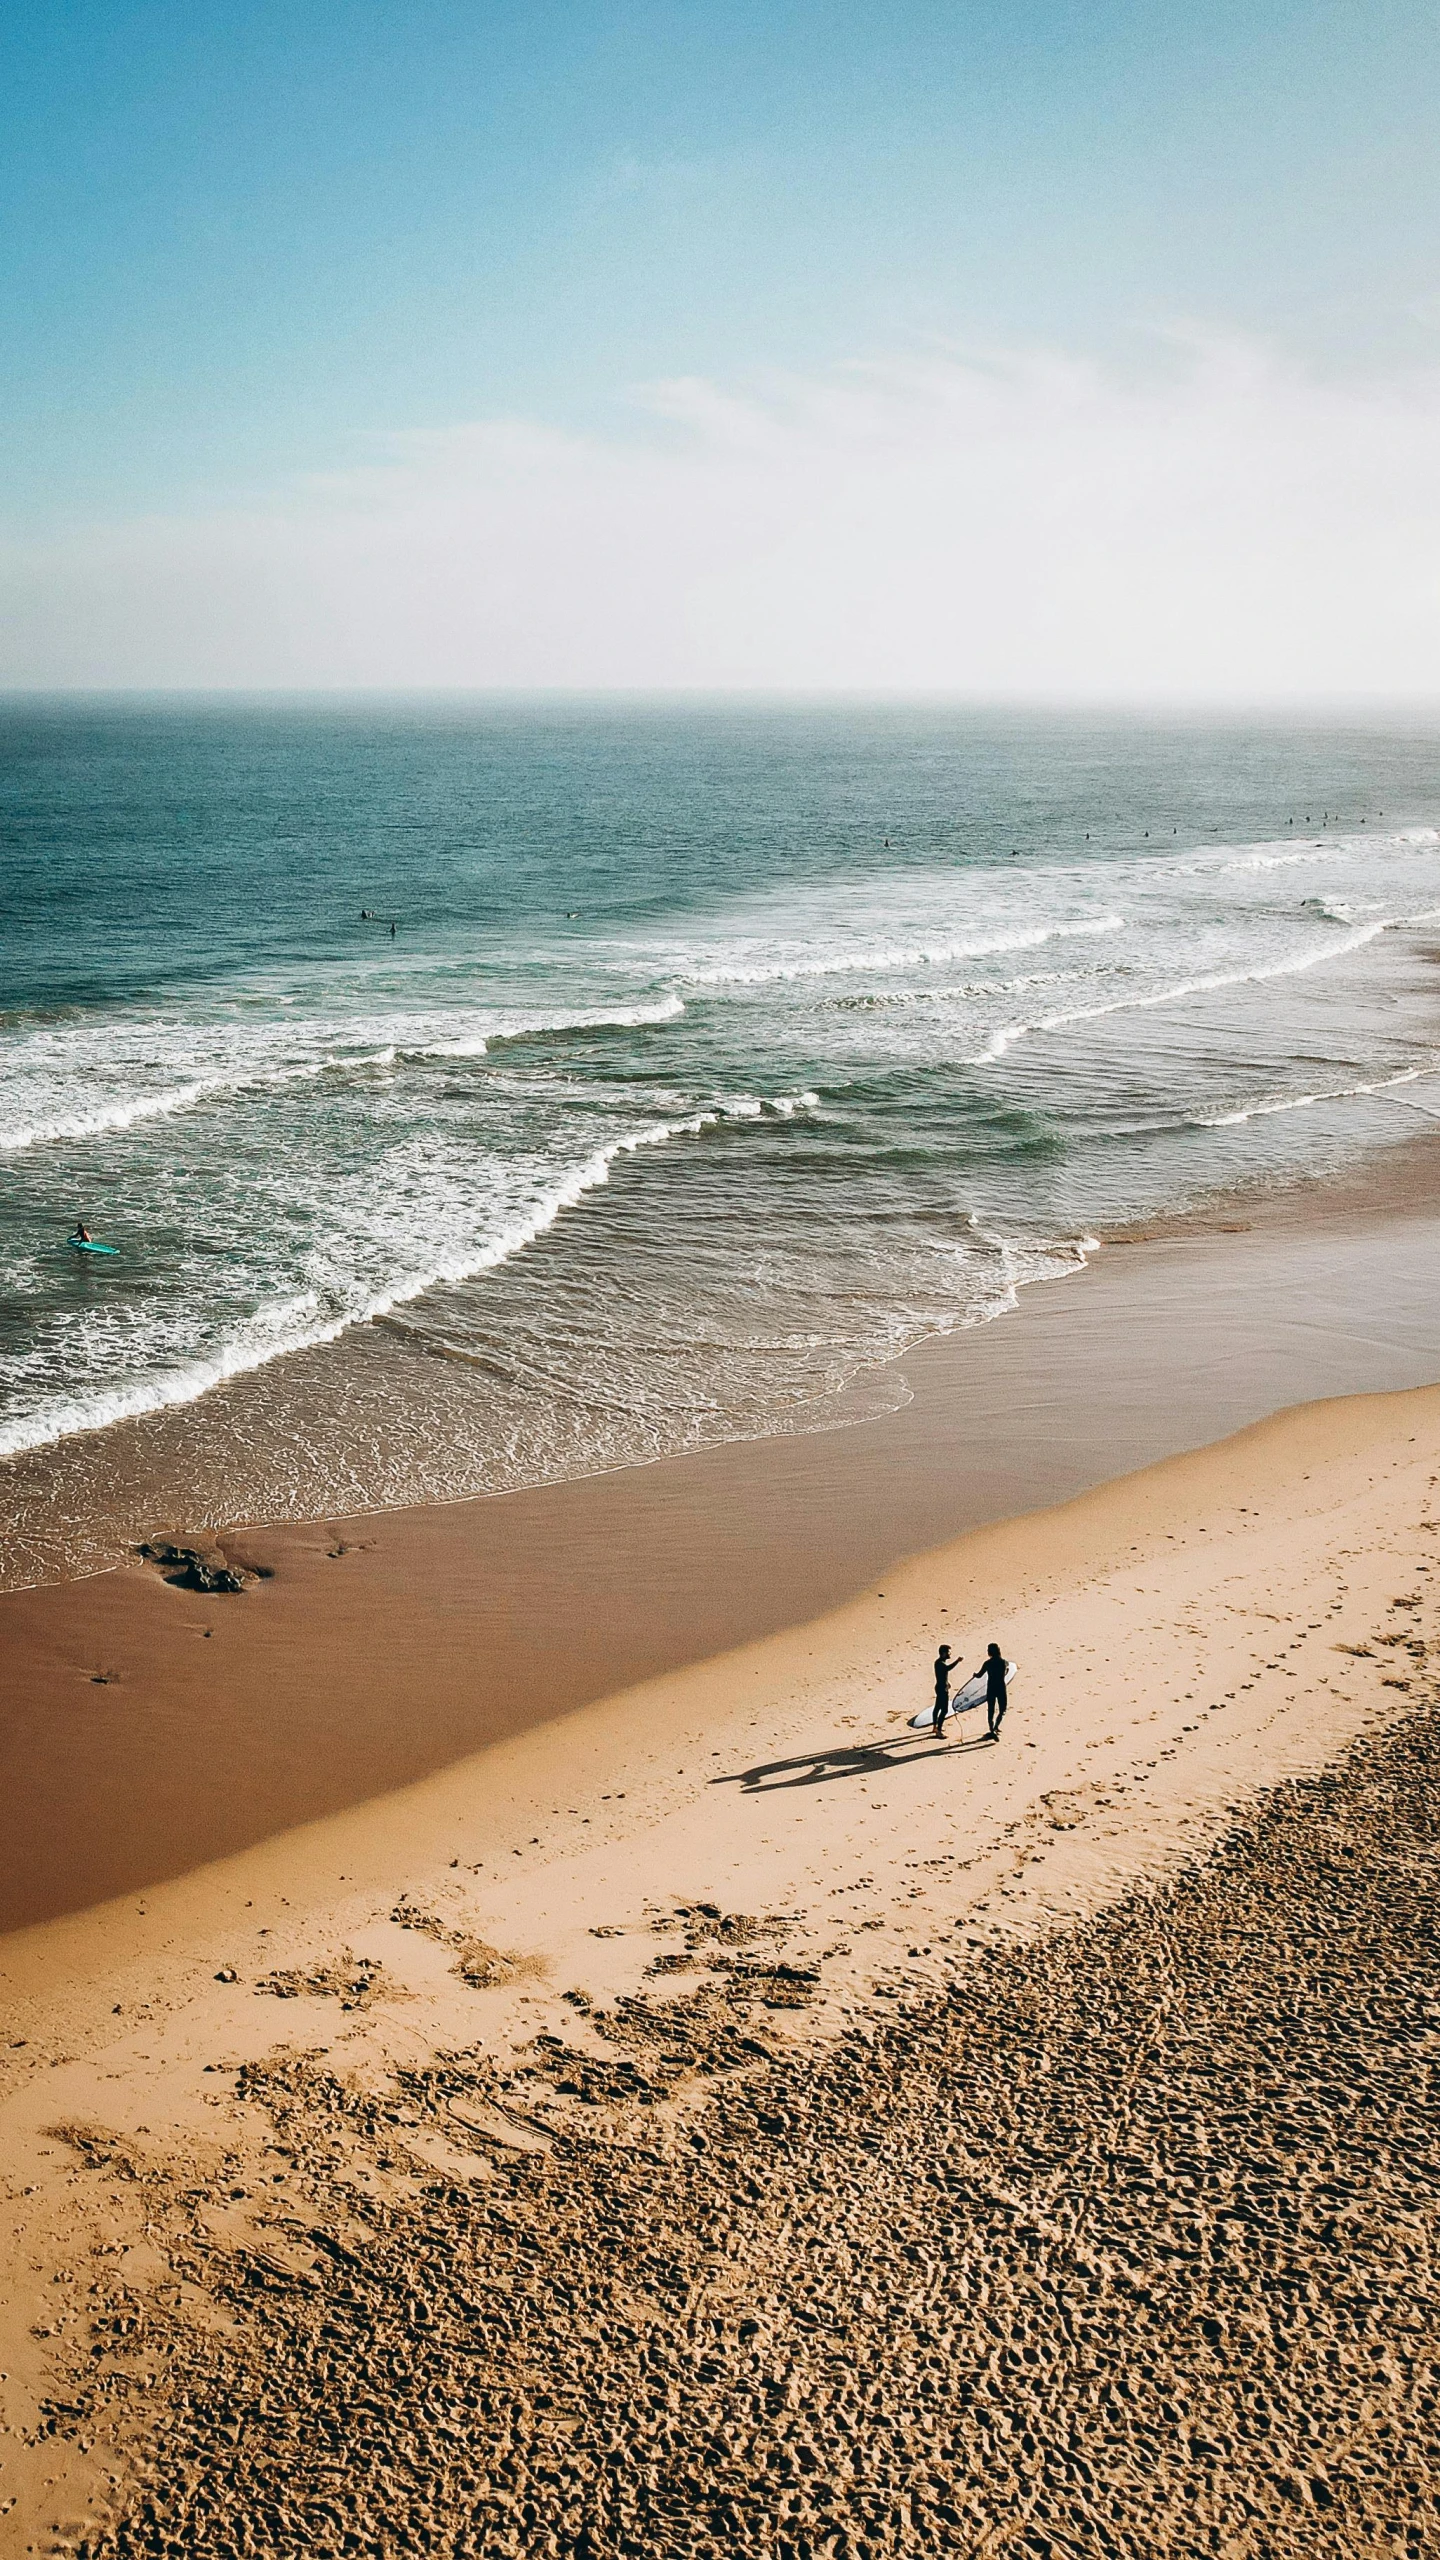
[3,696,1439,1575]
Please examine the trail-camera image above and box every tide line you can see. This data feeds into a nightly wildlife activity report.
[680,915,1125,991]
[1187,1065,1437,1130]
[968,921,1391,1070]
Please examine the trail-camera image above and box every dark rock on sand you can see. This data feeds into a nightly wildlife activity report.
[135,1541,252,1595]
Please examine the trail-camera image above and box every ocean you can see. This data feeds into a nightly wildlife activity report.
[3,696,1439,1583]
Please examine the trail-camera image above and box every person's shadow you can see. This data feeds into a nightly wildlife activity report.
[714,1724,994,1795]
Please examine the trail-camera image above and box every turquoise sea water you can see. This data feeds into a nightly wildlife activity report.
[3,698,1439,1569]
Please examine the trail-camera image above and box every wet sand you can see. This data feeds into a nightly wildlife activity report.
[5,1146,1440,1931]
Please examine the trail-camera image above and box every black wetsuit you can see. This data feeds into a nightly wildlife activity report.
[932,1654,954,1736]
[985,1657,1008,1736]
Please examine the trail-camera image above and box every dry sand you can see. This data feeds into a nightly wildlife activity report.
[2,1378,1439,2555]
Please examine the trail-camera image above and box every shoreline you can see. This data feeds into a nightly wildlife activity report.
[4,1133,1440,1930]
[5,1080,1440,1599]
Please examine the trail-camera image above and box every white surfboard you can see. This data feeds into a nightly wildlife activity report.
[910,1661,1017,1730]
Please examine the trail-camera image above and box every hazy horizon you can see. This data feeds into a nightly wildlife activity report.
[5,690,1440,713]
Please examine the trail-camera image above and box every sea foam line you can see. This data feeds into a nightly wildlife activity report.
[1186,1064,1436,1129]
[0,999,689,1156]
[1163,826,1440,879]
[0,1090,813,1462]
[410,994,686,1060]
[0,1060,330,1154]
[833,965,1094,1012]
[950,1218,1103,1328]
[968,921,1391,1068]
[678,915,1125,990]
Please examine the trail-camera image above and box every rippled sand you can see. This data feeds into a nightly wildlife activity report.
[26,1699,1436,2559]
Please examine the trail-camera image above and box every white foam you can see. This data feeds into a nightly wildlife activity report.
[832,965,1094,1012]
[0,998,690,1156]
[1164,826,1440,879]
[413,994,686,1059]
[678,915,1125,990]
[0,1060,328,1154]
[945,1218,1103,1329]
[969,920,1391,1068]
[0,1091,785,1461]
[1186,1064,1435,1129]
[10,806,1440,1487]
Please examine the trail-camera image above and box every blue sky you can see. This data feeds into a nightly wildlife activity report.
[6,0,1436,518]
[3,2,1438,689]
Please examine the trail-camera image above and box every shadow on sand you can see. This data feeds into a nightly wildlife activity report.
[714,1723,996,1795]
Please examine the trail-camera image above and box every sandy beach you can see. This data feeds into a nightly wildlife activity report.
[2,1171,1439,2553]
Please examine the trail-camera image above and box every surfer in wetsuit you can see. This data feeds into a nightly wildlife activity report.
[70,1220,92,1244]
[977,1642,1008,1740]
[931,1644,956,1738]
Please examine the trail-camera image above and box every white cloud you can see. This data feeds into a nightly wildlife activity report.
[3,336,1439,693]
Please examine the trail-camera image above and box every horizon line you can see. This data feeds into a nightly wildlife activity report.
[4,685,1440,714]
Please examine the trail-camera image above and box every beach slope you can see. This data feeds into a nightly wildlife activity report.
[1,1382,1438,2554]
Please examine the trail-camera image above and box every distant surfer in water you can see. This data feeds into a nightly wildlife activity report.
[931,1643,955,1738]
[70,1220,92,1244]
[977,1642,1008,1740]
